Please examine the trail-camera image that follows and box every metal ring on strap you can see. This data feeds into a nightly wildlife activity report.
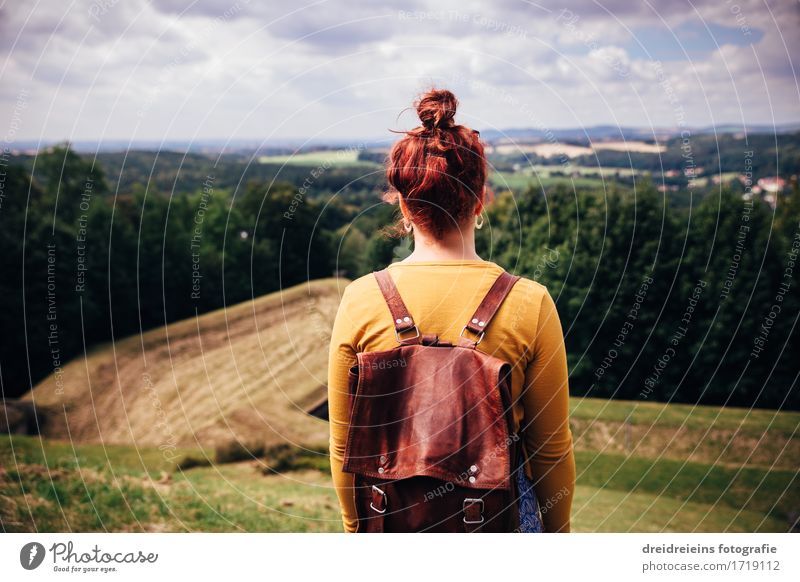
[370,485,387,514]
[459,325,485,346]
[462,498,484,524]
[395,325,421,344]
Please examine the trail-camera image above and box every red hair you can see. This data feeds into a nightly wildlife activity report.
[384,88,489,239]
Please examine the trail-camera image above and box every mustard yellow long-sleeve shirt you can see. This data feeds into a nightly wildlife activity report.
[327,259,575,532]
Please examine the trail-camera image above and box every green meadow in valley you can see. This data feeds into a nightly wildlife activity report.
[2,395,797,532]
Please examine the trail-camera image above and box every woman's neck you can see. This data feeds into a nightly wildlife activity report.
[402,224,482,262]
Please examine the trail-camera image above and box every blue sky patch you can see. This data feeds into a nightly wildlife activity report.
[626,21,763,61]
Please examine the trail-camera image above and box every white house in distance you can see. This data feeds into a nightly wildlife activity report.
[757,177,787,193]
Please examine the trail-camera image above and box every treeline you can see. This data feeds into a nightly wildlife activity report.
[327,173,800,409]
[475,181,800,410]
[0,146,334,397]
[10,149,384,204]
[488,131,800,177]
[2,144,798,410]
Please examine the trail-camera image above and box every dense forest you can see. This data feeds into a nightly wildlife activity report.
[478,183,800,410]
[1,143,798,411]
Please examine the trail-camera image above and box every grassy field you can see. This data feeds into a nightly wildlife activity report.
[569,397,799,470]
[0,435,339,532]
[490,170,610,191]
[257,149,380,168]
[515,165,641,178]
[2,396,797,533]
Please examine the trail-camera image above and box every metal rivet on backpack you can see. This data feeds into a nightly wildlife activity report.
[468,476,476,484]
[472,318,478,324]
[469,464,478,474]
[396,318,402,324]
[378,467,385,474]
[379,455,387,464]
[478,321,485,327]
[403,316,411,323]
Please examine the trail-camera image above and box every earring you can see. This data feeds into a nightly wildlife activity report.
[403,219,413,233]
[475,213,484,230]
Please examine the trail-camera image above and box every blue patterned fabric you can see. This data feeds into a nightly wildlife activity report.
[516,466,544,533]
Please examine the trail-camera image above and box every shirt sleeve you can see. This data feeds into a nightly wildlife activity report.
[327,284,359,533]
[520,287,576,532]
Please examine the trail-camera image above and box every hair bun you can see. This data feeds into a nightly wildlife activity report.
[387,87,488,239]
[416,89,458,130]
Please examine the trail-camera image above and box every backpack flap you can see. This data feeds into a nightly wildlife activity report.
[342,345,513,490]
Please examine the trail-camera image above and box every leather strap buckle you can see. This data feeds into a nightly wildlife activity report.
[370,485,387,514]
[459,325,485,346]
[395,325,420,344]
[462,498,484,524]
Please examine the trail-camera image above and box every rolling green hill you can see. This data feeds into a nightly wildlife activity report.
[21,278,345,451]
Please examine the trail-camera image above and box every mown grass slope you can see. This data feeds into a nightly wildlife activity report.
[22,278,345,451]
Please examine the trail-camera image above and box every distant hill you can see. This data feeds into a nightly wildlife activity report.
[14,123,800,154]
[22,279,346,450]
[479,123,800,144]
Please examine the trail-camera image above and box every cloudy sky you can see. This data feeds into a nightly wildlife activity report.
[1,0,798,145]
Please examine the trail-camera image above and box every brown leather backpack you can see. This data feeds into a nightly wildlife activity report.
[342,268,524,532]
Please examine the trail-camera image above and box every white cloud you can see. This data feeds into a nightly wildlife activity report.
[0,0,797,142]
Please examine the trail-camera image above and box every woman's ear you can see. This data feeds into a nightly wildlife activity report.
[475,188,485,215]
[398,195,411,220]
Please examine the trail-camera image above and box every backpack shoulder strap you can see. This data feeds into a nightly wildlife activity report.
[461,270,521,343]
[373,269,419,340]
